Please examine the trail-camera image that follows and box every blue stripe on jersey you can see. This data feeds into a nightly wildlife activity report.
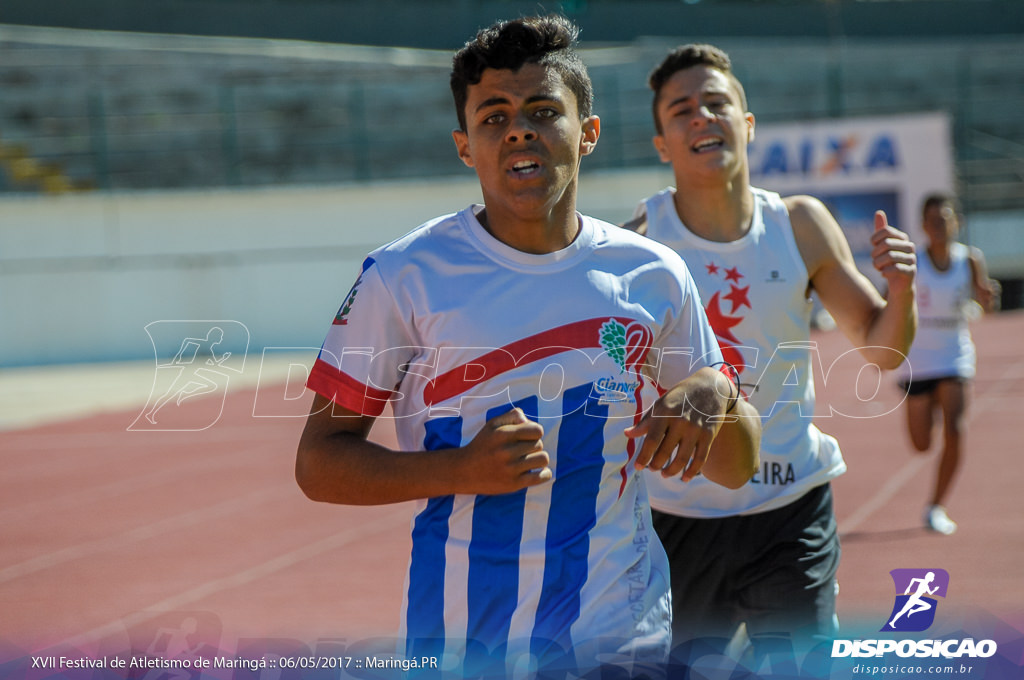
[532,382,607,662]
[406,416,462,660]
[466,398,538,662]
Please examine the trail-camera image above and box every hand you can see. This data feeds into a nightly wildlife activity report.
[457,407,551,495]
[871,210,916,294]
[979,278,1001,312]
[625,368,731,482]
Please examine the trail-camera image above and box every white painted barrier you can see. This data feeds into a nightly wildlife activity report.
[1,169,671,366]
[4,167,1018,367]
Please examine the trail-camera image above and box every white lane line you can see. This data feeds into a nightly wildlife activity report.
[0,446,274,524]
[0,486,294,584]
[837,355,1024,535]
[837,456,930,535]
[58,508,412,650]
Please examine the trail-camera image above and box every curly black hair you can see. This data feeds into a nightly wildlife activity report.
[450,15,593,131]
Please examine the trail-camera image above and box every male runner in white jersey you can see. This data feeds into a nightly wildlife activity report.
[623,44,917,660]
[296,20,760,678]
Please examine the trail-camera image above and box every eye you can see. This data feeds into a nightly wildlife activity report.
[482,112,505,125]
[704,96,731,112]
[534,107,559,120]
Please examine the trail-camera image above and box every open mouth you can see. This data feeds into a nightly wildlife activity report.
[511,159,541,176]
[692,137,724,153]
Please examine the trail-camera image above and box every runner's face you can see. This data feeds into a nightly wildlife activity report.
[452,63,599,223]
[652,66,754,181]
[923,202,959,246]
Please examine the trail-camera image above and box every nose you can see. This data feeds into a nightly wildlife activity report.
[690,105,714,126]
[506,114,537,143]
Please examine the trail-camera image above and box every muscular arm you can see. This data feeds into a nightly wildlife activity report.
[786,196,917,369]
[295,394,552,505]
[628,367,760,490]
[702,397,760,488]
[968,246,999,312]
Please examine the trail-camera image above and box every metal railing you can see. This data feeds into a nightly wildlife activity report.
[1,32,1022,213]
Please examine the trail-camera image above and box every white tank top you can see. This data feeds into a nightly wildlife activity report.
[897,241,976,381]
[639,187,846,517]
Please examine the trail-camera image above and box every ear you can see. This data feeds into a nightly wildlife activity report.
[652,134,670,164]
[452,129,474,168]
[745,112,756,144]
[579,115,601,156]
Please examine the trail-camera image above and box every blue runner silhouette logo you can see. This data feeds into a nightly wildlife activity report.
[882,568,950,632]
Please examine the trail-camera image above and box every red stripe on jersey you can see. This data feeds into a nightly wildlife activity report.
[619,377,647,497]
[307,357,394,417]
[423,317,645,407]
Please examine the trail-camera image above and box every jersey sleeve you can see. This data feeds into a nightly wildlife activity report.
[306,256,415,417]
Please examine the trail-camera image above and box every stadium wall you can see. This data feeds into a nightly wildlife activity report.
[5,169,1020,368]
[1,170,672,367]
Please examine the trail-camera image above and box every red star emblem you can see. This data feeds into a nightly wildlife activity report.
[704,291,743,345]
[723,284,751,313]
[719,342,746,375]
[724,266,744,283]
[706,262,720,276]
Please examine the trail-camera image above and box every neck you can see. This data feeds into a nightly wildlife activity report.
[671,172,753,243]
[477,200,580,255]
[928,241,952,268]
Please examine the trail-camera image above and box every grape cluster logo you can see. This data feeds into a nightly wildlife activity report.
[598,318,653,374]
[882,568,949,632]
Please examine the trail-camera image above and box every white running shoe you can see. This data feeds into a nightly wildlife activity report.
[925,505,957,535]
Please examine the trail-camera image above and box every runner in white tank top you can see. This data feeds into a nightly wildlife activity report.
[896,194,998,536]
[899,240,975,381]
[641,186,845,517]
[625,43,918,658]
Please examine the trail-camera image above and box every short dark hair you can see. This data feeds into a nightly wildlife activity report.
[922,192,957,219]
[647,43,747,134]
[450,15,593,131]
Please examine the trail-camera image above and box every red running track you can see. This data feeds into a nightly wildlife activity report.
[2,311,1023,663]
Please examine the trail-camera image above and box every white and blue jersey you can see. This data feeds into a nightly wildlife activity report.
[308,205,722,674]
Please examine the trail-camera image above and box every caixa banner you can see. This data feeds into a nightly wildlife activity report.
[750,112,955,291]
